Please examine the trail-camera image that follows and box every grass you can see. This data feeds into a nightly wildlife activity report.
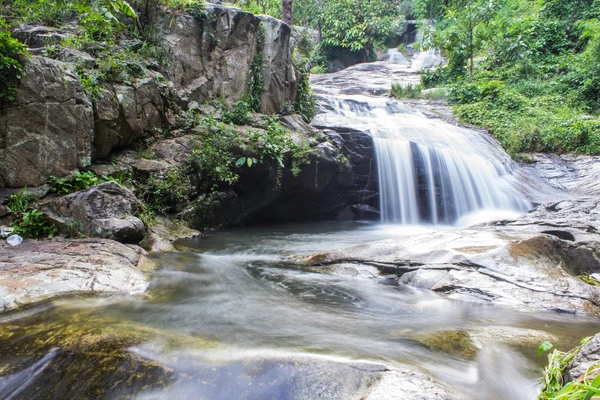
[390,83,448,100]
[538,337,600,400]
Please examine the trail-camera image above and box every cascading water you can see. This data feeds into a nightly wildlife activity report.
[319,95,531,225]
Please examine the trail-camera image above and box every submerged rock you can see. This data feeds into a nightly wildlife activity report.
[0,238,155,312]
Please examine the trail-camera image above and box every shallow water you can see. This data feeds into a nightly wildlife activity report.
[1,222,599,399]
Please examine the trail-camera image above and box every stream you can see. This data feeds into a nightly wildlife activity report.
[1,54,598,399]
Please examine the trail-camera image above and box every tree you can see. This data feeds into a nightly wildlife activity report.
[320,0,402,54]
[282,0,292,25]
[435,0,498,78]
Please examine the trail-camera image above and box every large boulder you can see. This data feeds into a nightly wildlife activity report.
[0,238,154,312]
[42,181,146,243]
[0,56,94,188]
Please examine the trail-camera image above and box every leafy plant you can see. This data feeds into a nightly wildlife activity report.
[13,209,58,239]
[294,68,317,123]
[223,100,252,125]
[6,188,32,217]
[248,24,265,112]
[0,20,29,107]
[538,336,600,400]
[49,171,102,195]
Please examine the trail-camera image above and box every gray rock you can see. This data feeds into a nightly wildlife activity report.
[304,199,600,315]
[0,56,93,188]
[93,77,168,159]
[565,333,600,382]
[258,15,298,114]
[156,4,298,114]
[43,181,146,243]
[0,238,155,312]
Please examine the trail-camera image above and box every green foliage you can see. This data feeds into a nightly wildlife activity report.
[320,0,404,53]
[142,167,192,213]
[294,68,317,123]
[538,336,600,400]
[391,83,422,99]
[13,209,58,239]
[48,170,129,195]
[6,189,32,217]
[49,171,102,195]
[223,100,252,125]
[421,0,600,156]
[230,0,280,17]
[0,20,29,107]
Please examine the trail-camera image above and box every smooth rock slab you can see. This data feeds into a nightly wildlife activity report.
[0,238,153,312]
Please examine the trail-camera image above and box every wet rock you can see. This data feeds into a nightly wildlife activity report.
[564,333,600,382]
[42,182,145,243]
[304,200,600,315]
[0,238,154,312]
[0,56,93,188]
[416,330,478,360]
[141,220,202,252]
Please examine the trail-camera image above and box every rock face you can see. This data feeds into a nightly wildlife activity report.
[157,4,298,113]
[42,182,146,243]
[564,333,600,382]
[0,56,93,188]
[258,15,298,114]
[304,199,600,315]
[0,238,153,312]
[93,78,169,159]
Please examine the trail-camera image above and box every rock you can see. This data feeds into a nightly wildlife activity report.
[141,220,202,252]
[0,238,154,312]
[93,77,168,159]
[42,182,146,243]
[0,56,93,188]
[157,4,298,114]
[157,5,260,108]
[258,15,298,114]
[11,25,70,48]
[564,333,600,382]
[303,199,600,315]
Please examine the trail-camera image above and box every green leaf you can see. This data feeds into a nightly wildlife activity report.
[247,157,253,167]
[539,341,554,356]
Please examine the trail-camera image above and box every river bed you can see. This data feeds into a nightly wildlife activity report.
[1,222,598,399]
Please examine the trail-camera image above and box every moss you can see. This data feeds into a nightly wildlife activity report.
[0,305,217,394]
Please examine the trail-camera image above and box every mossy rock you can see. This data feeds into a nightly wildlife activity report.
[417,330,479,360]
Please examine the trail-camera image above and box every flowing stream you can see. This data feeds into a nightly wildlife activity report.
[0,56,597,399]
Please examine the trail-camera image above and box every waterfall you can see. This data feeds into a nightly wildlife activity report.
[320,95,531,225]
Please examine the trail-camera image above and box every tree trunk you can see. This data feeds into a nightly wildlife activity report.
[282,0,293,25]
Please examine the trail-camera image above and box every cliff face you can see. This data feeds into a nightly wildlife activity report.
[0,4,299,189]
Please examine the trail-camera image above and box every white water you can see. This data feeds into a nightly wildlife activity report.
[320,95,531,224]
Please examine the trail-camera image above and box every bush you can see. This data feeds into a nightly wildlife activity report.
[13,209,58,238]
[49,171,102,195]
[0,20,29,107]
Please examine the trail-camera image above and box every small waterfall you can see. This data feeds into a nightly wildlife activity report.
[320,96,531,225]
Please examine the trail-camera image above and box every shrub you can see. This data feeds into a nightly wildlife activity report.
[49,171,102,195]
[0,20,29,107]
[13,209,58,238]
